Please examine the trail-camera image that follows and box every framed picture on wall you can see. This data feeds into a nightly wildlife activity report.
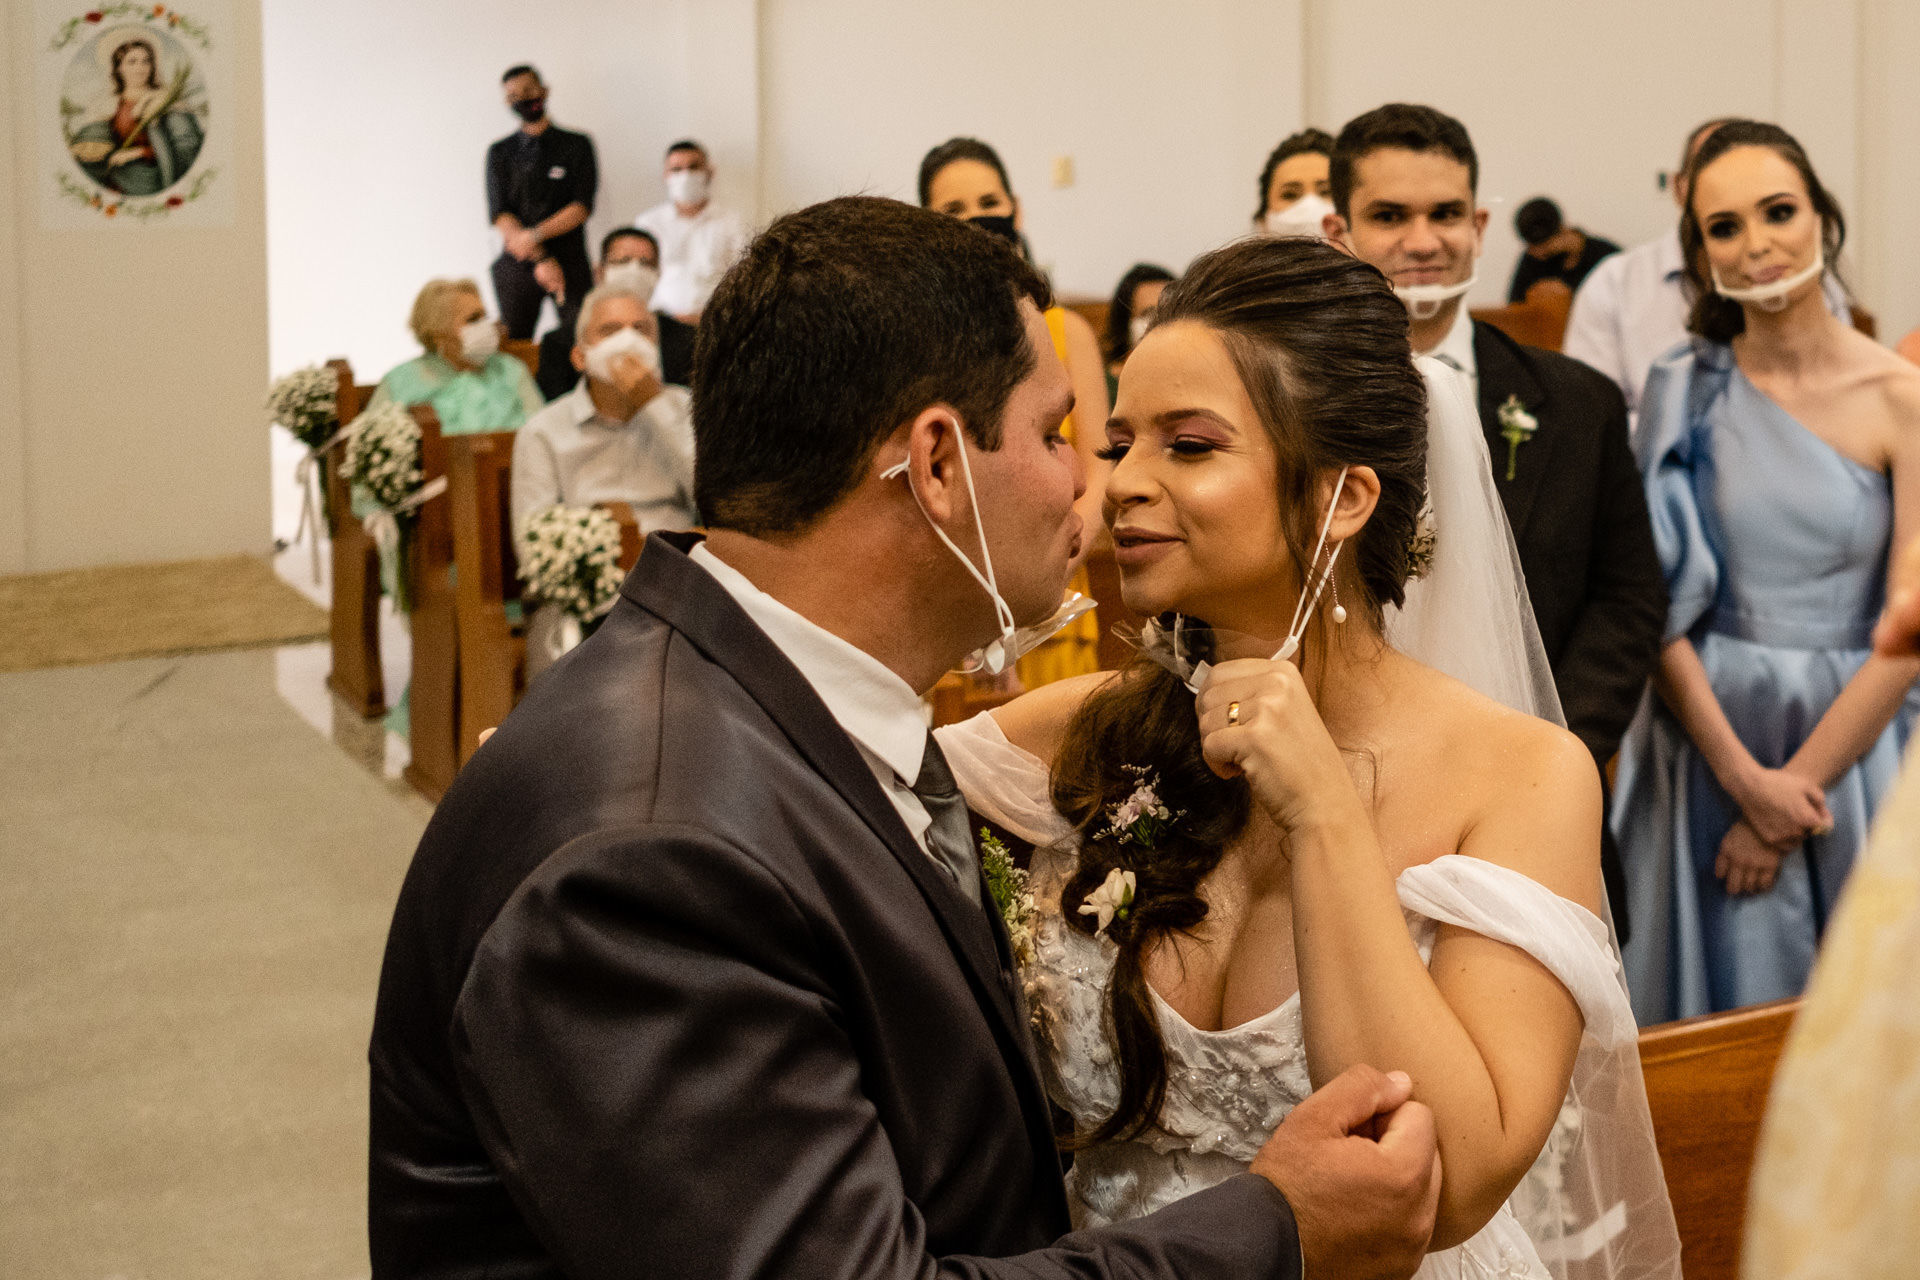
[37,0,234,227]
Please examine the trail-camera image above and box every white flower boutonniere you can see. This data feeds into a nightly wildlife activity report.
[1078,867,1136,938]
[1497,394,1538,483]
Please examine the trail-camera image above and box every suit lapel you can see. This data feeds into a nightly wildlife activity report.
[1473,322,1558,538]
[622,534,1058,1152]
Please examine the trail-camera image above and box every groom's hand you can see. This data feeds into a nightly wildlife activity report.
[1248,1064,1440,1280]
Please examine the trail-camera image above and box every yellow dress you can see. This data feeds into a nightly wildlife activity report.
[1742,746,1920,1277]
[1014,307,1103,689]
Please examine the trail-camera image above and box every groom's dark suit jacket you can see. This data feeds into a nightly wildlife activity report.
[1472,322,1667,938]
[367,532,1301,1278]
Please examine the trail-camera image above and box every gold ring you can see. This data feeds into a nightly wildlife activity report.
[1226,701,1241,726]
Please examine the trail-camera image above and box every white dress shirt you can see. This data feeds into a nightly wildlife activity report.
[1422,300,1480,396]
[1563,229,1851,433]
[510,380,697,537]
[632,200,752,317]
[687,542,943,862]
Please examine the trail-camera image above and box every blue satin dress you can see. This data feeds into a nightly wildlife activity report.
[1612,340,1914,1024]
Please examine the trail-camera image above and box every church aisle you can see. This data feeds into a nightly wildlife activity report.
[0,648,431,1280]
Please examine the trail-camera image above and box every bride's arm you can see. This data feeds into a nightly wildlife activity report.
[984,670,1117,764]
[1198,662,1598,1250]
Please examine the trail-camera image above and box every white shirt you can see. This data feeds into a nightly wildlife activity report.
[1422,299,1479,396]
[687,542,942,862]
[1563,229,1852,433]
[632,201,752,317]
[510,380,697,537]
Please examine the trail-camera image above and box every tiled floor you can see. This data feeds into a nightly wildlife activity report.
[0,645,431,1279]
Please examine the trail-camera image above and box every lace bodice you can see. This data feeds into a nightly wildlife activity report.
[936,711,1665,1280]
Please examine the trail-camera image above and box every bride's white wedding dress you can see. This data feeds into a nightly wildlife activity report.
[938,711,1657,1280]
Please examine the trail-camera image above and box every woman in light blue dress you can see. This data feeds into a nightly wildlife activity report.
[1614,121,1920,1023]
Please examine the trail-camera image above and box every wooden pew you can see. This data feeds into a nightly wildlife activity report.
[502,337,541,376]
[402,404,460,802]
[1637,997,1799,1280]
[928,670,1024,727]
[1471,280,1573,351]
[323,359,384,717]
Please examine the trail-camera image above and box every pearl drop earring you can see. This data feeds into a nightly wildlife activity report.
[1330,569,1348,625]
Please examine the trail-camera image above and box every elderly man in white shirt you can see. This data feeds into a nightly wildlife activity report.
[513,281,697,675]
[1564,117,1850,432]
[632,139,751,325]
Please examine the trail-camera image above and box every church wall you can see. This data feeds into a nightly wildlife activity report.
[2,0,270,573]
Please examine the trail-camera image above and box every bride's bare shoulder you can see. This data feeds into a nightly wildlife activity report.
[988,671,1121,764]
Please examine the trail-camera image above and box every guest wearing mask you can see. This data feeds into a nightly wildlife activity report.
[1253,127,1336,238]
[367,277,543,430]
[1327,103,1666,943]
[514,282,696,678]
[1507,197,1618,302]
[1104,262,1173,395]
[917,136,1108,687]
[1564,118,1851,428]
[632,140,750,325]
[1611,121,1920,1023]
[486,65,598,342]
[536,228,697,400]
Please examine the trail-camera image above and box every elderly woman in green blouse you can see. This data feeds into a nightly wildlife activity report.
[366,277,544,430]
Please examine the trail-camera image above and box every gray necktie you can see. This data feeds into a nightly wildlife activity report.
[911,734,983,909]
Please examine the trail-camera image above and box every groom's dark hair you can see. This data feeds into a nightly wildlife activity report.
[691,196,1051,536]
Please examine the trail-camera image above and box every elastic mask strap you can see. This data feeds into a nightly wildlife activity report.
[881,445,1018,655]
[1711,234,1824,309]
[1273,466,1349,662]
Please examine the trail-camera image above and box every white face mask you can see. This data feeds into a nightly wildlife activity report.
[1128,313,1153,347]
[665,168,710,207]
[458,319,499,364]
[1711,226,1824,314]
[1263,193,1336,240]
[881,434,1093,675]
[584,326,662,382]
[603,260,661,302]
[1394,271,1478,322]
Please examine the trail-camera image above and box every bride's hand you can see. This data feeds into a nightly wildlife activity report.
[1196,658,1353,833]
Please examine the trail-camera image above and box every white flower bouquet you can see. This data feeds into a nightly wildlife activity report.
[518,504,626,633]
[347,403,424,511]
[265,365,339,451]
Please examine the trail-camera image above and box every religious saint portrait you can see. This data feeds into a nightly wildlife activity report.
[61,24,209,198]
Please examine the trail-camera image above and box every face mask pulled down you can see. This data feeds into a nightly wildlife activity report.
[1394,271,1478,322]
[882,434,1093,675]
[1127,467,1350,693]
[1711,225,1824,314]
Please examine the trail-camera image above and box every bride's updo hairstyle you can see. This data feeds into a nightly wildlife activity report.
[1052,236,1426,1147]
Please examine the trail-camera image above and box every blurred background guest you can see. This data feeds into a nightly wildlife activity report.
[366,277,542,430]
[486,65,597,343]
[1103,262,1173,396]
[1612,121,1920,1024]
[1564,117,1850,428]
[537,228,696,400]
[917,135,1108,687]
[1507,196,1618,302]
[633,139,750,325]
[1253,126,1335,238]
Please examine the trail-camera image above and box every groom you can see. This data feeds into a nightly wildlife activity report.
[368,195,1439,1279]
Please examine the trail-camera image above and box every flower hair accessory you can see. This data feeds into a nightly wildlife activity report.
[1078,868,1136,938]
[1095,766,1181,847]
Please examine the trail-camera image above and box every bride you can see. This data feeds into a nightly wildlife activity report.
[938,237,1679,1278]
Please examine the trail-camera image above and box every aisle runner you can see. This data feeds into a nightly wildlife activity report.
[0,554,327,671]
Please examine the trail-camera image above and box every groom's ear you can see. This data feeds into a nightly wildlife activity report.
[898,405,967,525]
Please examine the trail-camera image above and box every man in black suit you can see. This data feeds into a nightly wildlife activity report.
[368,196,1440,1278]
[1326,105,1666,941]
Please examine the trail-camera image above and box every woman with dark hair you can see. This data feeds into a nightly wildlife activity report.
[937,236,1678,1276]
[1612,121,1920,1023]
[919,137,1111,687]
[1104,263,1174,390]
[1254,128,1335,238]
[68,33,205,196]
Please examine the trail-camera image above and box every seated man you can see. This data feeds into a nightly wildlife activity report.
[513,281,695,675]
[1507,197,1618,302]
[537,228,697,399]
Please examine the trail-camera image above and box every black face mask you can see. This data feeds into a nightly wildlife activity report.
[511,97,547,123]
[966,214,1020,248]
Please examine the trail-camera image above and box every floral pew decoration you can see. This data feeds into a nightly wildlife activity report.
[265,364,347,583]
[518,504,626,664]
[345,402,445,614]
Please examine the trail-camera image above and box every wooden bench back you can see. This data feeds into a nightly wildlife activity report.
[445,432,523,766]
[501,337,540,376]
[403,404,459,801]
[1471,280,1573,351]
[1637,997,1798,1280]
[323,359,385,716]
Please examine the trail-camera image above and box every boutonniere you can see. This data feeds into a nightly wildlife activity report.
[978,828,1037,964]
[1497,394,1538,482]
